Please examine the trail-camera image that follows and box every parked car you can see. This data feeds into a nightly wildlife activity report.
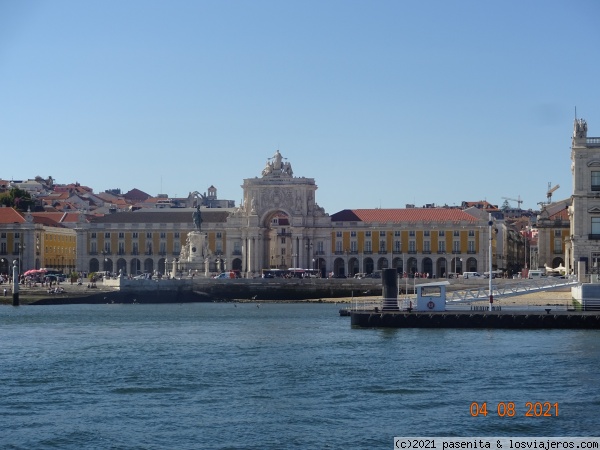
[214,272,233,279]
[364,272,381,279]
[462,272,483,279]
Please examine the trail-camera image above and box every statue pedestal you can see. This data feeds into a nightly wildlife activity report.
[179,231,211,276]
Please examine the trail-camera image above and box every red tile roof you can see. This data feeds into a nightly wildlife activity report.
[549,207,569,221]
[331,208,479,223]
[0,207,24,224]
[124,188,152,201]
[31,215,64,227]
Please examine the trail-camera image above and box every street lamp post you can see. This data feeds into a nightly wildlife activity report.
[19,243,26,274]
[344,249,349,277]
[305,241,313,270]
[101,250,108,272]
[488,214,494,311]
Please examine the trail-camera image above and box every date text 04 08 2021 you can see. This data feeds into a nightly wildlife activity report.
[470,402,558,417]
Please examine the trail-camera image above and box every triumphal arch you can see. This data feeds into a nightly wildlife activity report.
[225,150,332,276]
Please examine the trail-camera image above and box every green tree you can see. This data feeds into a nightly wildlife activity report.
[0,188,34,211]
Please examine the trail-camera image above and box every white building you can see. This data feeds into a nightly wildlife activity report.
[567,117,600,274]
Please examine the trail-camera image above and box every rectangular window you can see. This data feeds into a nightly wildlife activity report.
[336,231,342,238]
[424,230,430,237]
[104,242,111,253]
[439,230,445,237]
[554,238,562,252]
[234,241,241,253]
[15,232,20,239]
[0,242,6,254]
[132,242,139,254]
[365,240,372,252]
[394,230,400,237]
[90,242,97,253]
[409,230,415,237]
[174,232,180,239]
[394,240,401,252]
[146,232,152,239]
[453,241,460,252]
[118,232,125,239]
[423,240,431,252]
[365,231,371,237]
[592,253,600,271]
[350,241,357,252]
[281,248,286,256]
[468,241,475,253]
[409,241,416,252]
[379,240,386,252]
[105,232,110,239]
[554,229,562,237]
[159,242,166,254]
[453,230,459,237]
[1,232,6,238]
[160,232,166,239]
[379,230,386,237]
[336,241,343,252]
[173,242,180,253]
[317,241,324,254]
[216,232,222,239]
[118,242,125,254]
[468,230,475,237]
[91,232,97,239]
[592,171,600,191]
[438,241,446,253]
[281,238,286,244]
[592,217,600,235]
[350,231,356,237]
[132,232,138,239]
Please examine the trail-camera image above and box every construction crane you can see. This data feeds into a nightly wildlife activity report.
[501,195,523,208]
[547,183,560,203]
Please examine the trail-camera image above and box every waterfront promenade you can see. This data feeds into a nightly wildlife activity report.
[0,275,574,306]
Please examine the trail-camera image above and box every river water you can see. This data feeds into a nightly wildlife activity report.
[1,302,599,449]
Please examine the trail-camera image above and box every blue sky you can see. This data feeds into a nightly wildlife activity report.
[1,0,599,213]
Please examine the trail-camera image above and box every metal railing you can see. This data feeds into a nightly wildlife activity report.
[447,277,577,304]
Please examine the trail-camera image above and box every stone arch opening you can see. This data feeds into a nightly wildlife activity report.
[466,257,478,272]
[552,257,564,268]
[117,258,127,275]
[144,258,154,274]
[314,257,326,277]
[262,209,293,270]
[421,257,433,276]
[231,258,242,271]
[377,257,389,271]
[130,258,141,275]
[89,258,99,273]
[363,257,374,274]
[333,257,345,277]
[436,257,447,278]
[103,258,113,273]
[392,257,403,274]
[407,257,417,275]
[348,257,359,277]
